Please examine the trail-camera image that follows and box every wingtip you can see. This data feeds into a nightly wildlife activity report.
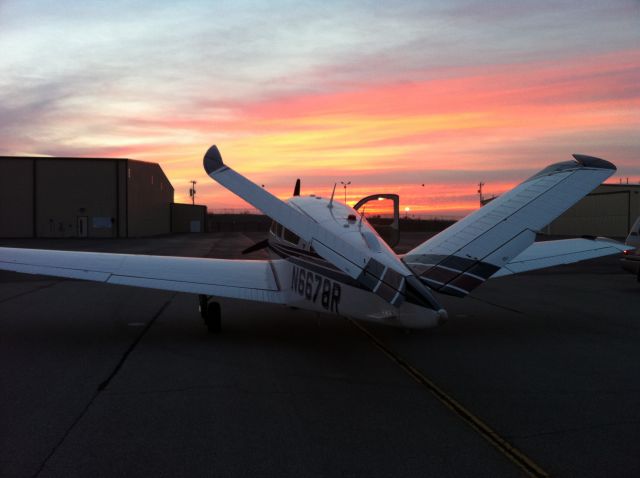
[572,154,616,171]
[203,145,224,174]
[525,153,617,183]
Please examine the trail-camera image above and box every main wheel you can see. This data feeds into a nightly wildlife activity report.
[198,295,208,318]
[204,302,222,334]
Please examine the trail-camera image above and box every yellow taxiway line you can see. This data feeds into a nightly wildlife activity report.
[349,319,549,478]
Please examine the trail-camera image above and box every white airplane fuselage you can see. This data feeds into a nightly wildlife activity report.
[265,195,446,329]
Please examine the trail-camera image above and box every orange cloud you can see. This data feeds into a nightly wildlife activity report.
[61,49,638,216]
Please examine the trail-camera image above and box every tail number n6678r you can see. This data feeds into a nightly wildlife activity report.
[291,266,340,313]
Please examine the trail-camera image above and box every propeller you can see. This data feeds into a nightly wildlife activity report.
[241,239,269,255]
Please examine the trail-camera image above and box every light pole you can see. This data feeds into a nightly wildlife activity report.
[340,181,351,204]
[189,180,197,205]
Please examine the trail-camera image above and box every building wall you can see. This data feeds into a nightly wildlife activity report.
[171,203,207,233]
[0,158,34,237]
[36,159,120,238]
[117,160,128,238]
[547,184,640,238]
[598,184,640,230]
[1,156,178,239]
[126,160,174,237]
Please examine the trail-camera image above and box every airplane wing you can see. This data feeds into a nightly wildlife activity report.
[203,145,442,311]
[0,247,284,304]
[203,145,369,277]
[491,237,630,277]
[403,154,618,297]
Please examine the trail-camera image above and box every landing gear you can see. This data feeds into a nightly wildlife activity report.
[198,295,222,334]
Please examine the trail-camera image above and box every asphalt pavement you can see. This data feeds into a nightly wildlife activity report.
[1,232,639,477]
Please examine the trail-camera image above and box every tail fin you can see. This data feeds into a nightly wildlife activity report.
[403,154,616,297]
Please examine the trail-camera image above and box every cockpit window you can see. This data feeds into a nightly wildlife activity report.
[283,228,300,245]
[269,221,298,243]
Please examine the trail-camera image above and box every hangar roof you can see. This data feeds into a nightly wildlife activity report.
[0,155,173,189]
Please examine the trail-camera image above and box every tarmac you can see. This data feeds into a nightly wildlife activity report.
[1,232,639,477]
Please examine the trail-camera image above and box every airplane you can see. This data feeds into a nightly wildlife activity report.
[0,146,631,333]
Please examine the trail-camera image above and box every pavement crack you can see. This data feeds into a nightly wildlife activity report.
[31,294,175,478]
[469,295,525,314]
[105,385,292,396]
[0,280,61,305]
[97,293,176,391]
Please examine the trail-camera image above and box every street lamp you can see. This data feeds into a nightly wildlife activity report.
[189,180,197,205]
[340,181,351,204]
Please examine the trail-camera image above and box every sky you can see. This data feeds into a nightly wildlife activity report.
[1,0,638,217]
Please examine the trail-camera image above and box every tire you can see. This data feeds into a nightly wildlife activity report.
[205,302,222,334]
[198,295,208,318]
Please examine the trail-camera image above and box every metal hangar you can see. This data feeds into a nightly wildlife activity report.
[0,156,204,238]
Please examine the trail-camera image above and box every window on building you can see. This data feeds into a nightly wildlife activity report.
[151,175,154,185]
[128,167,131,179]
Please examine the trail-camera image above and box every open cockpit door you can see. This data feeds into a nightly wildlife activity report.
[354,194,400,248]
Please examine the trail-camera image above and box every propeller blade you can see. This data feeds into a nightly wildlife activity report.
[241,239,270,255]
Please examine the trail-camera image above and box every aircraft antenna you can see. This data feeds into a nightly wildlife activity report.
[358,205,366,229]
[328,183,337,208]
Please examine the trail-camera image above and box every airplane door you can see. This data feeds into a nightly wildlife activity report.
[77,216,88,238]
[354,194,400,247]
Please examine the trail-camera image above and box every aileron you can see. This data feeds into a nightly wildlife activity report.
[0,247,284,304]
[493,238,629,277]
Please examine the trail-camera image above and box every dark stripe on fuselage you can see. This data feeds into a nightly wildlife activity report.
[375,281,399,303]
[448,273,485,292]
[274,242,326,261]
[355,257,408,306]
[269,242,364,289]
[269,240,428,307]
[382,267,404,291]
[420,266,460,284]
[404,253,500,297]
[270,242,341,270]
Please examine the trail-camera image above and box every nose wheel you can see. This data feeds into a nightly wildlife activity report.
[199,295,222,334]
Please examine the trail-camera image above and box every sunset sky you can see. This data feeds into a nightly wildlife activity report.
[1,1,638,216]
